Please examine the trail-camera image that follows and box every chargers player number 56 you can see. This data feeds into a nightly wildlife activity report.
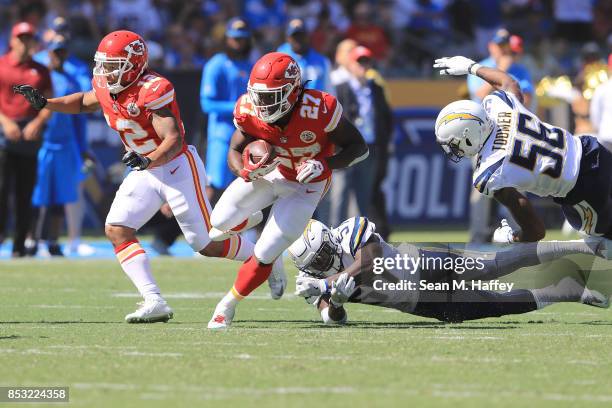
[509,112,566,179]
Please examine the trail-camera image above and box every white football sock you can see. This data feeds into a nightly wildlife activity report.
[115,240,162,302]
[528,277,585,309]
[223,234,255,262]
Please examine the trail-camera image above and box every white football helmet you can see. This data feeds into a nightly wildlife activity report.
[288,220,343,278]
[435,100,494,162]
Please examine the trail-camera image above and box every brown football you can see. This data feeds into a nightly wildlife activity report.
[244,139,276,165]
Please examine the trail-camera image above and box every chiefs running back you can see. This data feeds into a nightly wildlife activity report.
[14,30,281,324]
[207,52,369,328]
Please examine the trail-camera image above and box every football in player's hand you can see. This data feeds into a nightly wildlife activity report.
[244,139,276,166]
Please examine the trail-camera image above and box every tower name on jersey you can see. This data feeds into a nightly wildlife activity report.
[493,111,513,151]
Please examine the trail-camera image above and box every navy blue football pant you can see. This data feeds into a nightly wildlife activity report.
[555,136,612,239]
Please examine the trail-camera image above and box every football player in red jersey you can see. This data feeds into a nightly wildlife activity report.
[207,52,369,328]
[14,30,282,323]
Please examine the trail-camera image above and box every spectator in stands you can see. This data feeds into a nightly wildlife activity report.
[309,6,342,59]
[572,42,607,135]
[468,29,534,107]
[78,0,109,40]
[201,17,254,202]
[243,0,285,50]
[151,17,254,255]
[0,22,52,257]
[163,24,206,70]
[330,46,392,236]
[345,1,391,63]
[108,0,162,39]
[30,37,83,256]
[590,55,612,152]
[472,0,503,57]
[277,18,333,93]
[285,0,323,32]
[33,19,95,256]
[553,0,594,43]
[330,38,357,87]
[403,0,449,72]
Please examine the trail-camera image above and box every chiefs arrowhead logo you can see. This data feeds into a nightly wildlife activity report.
[285,62,299,79]
[125,39,146,56]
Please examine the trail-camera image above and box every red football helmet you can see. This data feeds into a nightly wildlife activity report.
[247,52,302,123]
[93,30,148,94]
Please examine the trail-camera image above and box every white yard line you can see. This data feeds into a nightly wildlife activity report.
[111,291,296,300]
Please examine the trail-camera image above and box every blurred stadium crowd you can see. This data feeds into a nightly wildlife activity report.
[0,0,610,76]
[1,0,612,257]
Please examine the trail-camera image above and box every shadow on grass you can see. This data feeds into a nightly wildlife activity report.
[0,320,208,326]
[237,319,520,330]
[1,320,123,324]
[573,320,612,325]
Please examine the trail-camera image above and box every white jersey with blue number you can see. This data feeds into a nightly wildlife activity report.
[332,216,379,267]
[304,217,421,311]
[474,90,582,198]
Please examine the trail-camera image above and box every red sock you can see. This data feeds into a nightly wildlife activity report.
[232,256,272,297]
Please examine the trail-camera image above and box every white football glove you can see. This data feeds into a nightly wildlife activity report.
[330,272,356,307]
[433,56,481,76]
[296,159,326,183]
[492,219,516,243]
[295,275,329,297]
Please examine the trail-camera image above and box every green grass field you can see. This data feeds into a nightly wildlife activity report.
[1,229,612,407]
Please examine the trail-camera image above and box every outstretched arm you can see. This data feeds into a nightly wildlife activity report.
[473,65,523,103]
[325,235,383,284]
[47,90,101,114]
[14,85,100,114]
[494,187,545,242]
[434,56,523,103]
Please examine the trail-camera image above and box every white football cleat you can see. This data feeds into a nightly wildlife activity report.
[209,211,264,241]
[268,257,287,300]
[125,299,174,323]
[207,305,235,329]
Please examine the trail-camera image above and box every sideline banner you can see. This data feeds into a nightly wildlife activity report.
[383,108,472,226]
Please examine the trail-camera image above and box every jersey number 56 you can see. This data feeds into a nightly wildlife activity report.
[509,113,565,179]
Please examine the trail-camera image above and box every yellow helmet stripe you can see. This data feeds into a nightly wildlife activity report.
[439,112,483,127]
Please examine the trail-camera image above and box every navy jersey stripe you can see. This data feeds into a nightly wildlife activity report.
[492,90,514,109]
[353,218,369,254]
[349,217,360,256]
[473,157,505,193]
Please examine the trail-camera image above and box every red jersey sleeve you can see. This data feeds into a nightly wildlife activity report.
[321,93,343,133]
[143,77,175,112]
[233,93,256,133]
